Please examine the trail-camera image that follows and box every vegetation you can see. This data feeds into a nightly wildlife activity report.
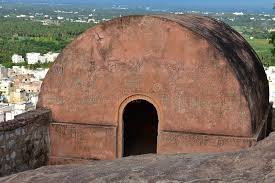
[248,39,275,66]
[0,17,95,68]
[268,6,275,67]
[0,3,274,67]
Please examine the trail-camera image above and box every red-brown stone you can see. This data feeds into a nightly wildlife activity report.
[38,14,271,163]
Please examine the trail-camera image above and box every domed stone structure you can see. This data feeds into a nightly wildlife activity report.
[38,14,272,164]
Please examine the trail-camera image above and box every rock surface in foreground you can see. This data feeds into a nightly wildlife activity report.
[1,132,275,183]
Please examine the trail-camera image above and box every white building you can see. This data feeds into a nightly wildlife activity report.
[265,66,275,107]
[11,66,30,75]
[0,79,13,96]
[269,82,275,106]
[29,94,39,107]
[12,54,25,64]
[26,53,41,64]
[88,18,99,24]
[45,52,59,62]
[33,68,49,80]
[16,15,27,18]
[14,102,34,116]
[39,55,47,64]
[265,66,275,81]
[26,52,59,64]
[0,102,35,122]
[0,104,15,122]
[233,12,244,16]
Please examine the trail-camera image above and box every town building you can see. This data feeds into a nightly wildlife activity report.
[26,52,59,64]
[43,52,59,63]
[0,78,14,102]
[265,66,275,106]
[12,54,25,64]
[0,65,48,122]
[0,104,15,122]
[0,65,8,79]
[9,89,27,103]
[38,55,47,64]
[13,102,35,115]
[32,68,49,80]
[26,53,41,64]
[19,81,42,93]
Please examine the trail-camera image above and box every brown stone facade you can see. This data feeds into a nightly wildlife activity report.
[38,15,271,163]
[0,109,51,177]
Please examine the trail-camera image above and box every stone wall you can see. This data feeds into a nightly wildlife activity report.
[0,109,51,177]
[2,132,275,183]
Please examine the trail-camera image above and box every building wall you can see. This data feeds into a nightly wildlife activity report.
[12,54,25,64]
[26,53,40,65]
[0,109,51,177]
[39,17,252,135]
[38,15,270,162]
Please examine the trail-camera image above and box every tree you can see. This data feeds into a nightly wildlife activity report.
[269,5,275,66]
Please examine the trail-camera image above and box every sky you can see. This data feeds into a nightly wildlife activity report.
[3,0,275,12]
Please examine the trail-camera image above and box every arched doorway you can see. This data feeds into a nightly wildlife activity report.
[122,99,159,157]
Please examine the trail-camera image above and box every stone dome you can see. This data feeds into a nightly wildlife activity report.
[38,14,271,163]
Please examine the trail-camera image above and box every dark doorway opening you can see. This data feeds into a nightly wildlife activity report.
[123,99,158,157]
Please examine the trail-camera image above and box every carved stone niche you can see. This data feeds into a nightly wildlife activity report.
[38,14,271,164]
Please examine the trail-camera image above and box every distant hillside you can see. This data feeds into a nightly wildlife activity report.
[1,0,274,12]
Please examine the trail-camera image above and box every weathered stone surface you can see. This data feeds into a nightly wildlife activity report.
[38,14,268,137]
[50,123,117,160]
[1,132,275,183]
[37,14,270,161]
[0,109,52,177]
[157,131,257,154]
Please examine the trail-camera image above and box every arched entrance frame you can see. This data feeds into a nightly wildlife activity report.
[117,94,162,158]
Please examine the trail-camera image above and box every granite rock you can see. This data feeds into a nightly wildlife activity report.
[1,132,275,183]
